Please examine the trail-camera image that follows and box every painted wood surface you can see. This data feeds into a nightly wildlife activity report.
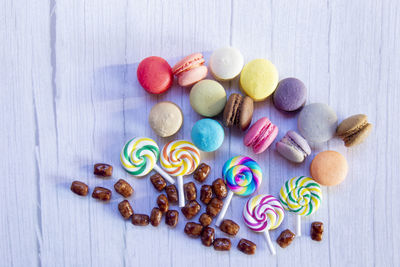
[1,0,399,266]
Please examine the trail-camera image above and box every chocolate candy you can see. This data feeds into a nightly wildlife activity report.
[206,198,223,217]
[193,163,211,183]
[237,239,256,255]
[118,200,134,219]
[70,181,88,196]
[150,173,167,192]
[114,179,133,198]
[132,214,149,226]
[212,178,227,199]
[201,226,215,247]
[165,210,179,227]
[200,185,213,204]
[92,187,112,201]
[277,229,295,248]
[150,207,162,227]
[157,194,169,213]
[165,185,178,204]
[311,221,324,241]
[213,238,231,251]
[184,182,197,201]
[93,163,113,177]
[184,222,203,238]
[199,213,212,227]
[219,219,240,236]
[181,200,201,219]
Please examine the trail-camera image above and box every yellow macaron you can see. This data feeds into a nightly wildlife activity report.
[239,59,279,102]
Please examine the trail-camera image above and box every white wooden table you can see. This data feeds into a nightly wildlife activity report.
[1,1,399,266]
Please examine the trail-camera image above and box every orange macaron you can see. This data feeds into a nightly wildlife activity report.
[310,151,348,186]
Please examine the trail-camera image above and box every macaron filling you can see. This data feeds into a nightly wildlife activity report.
[248,121,276,151]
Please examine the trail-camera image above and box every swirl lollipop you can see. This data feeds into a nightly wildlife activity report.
[279,176,322,236]
[215,156,262,226]
[120,137,175,184]
[243,194,284,255]
[160,140,200,207]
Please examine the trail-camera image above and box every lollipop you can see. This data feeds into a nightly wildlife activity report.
[120,137,175,184]
[243,194,284,255]
[215,156,262,226]
[279,176,322,236]
[160,140,200,207]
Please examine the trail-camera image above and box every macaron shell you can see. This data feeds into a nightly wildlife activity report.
[239,96,254,130]
[253,125,278,154]
[222,93,242,127]
[239,59,279,102]
[273,78,307,112]
[172,53,204,75]
[276,141,305,163]
[287,130,311,155]
[344,122,372,147]
[191,119,225,152]
[177,65,208,87]
[137,56,173,94]
[190,79,227,117]
[148,101,183,137]
[310,151,348,186]
[298,103,338,143]
[336,114,368,137]
[209,47,244,81]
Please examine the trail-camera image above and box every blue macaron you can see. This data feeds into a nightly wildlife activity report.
[191,119,225,152]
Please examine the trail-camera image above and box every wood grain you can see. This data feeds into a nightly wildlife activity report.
[1,0,399,266]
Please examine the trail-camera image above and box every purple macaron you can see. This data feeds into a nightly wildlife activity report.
[273,78,307,112]
[276,130,311,163]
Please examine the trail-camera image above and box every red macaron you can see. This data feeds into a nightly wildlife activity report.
[137,56,173,94]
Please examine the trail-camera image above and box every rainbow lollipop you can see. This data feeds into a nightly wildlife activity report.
[215,156,262,226]
[160,140,200,207]
[120,137,175,184]
[243,194,284,255]
[279,176,322,236]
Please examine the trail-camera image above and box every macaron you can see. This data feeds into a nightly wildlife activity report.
[273,78,307,112]
[276,130,311,163]
[172,53,208,87]
[310,151,348,186]
[239,59,279,102]
[148,101,183,137]
[222,93,254,131]
[209,47,244,81]
[137,56,173,94]
[336,114,372,147]
[298,103,338,143]
[191,119,225,152]
[244,117,278,154]
[190,79,227,117]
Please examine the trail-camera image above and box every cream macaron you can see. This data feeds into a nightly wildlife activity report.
[149,101,183,137]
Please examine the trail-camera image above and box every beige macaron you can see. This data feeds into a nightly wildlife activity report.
[149,101,183,137]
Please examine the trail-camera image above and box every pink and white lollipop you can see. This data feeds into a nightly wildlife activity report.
[243,194,284,255]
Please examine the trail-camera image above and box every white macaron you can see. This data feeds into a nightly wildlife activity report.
[209,47,244,81]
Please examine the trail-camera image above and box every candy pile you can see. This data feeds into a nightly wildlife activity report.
[70,47,373,255]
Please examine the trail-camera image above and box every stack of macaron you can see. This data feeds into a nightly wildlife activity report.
[137,47,373,186]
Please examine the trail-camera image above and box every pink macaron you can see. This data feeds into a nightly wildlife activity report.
[244,117,278,154]
[137,56,173,94]
[172,53,208,87]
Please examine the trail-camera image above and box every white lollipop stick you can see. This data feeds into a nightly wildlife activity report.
[263,231,276,255]
[296,215,301,237]
[177,175,185,207]
[153,165,175,184]
[215,190,234,226]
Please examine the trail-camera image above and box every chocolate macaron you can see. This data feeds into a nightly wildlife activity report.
[336,114,372,147]
[222,93,254,131]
